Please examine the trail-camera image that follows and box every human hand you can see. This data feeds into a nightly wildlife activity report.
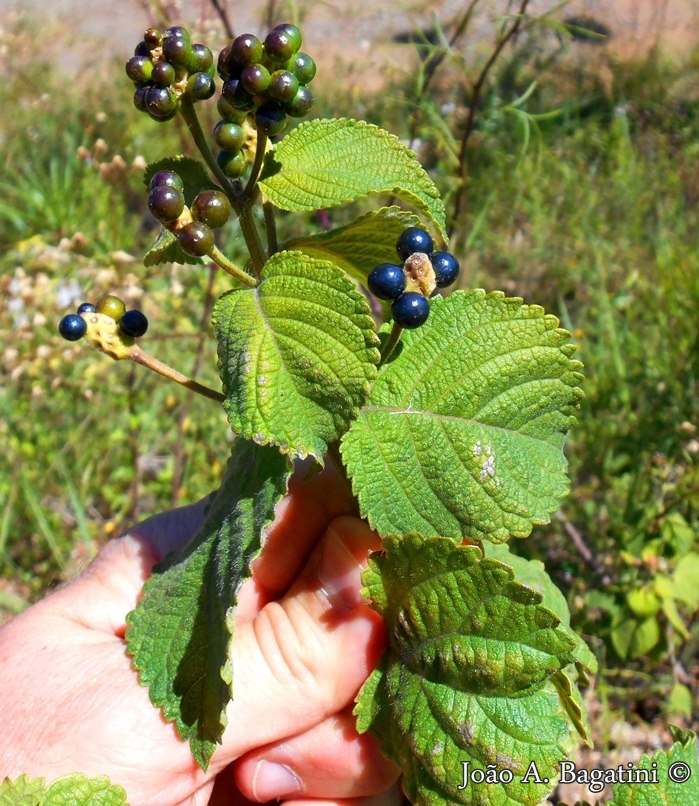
[0,461,401,805]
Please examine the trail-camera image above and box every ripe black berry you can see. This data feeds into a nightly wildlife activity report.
[191,189,232,228]
[97,295,127,321]
[431,251,460,287]
[391,292,430,328]
[396,227,434,261]
[76,302,96,315]
[230,33,264,67]
[149,170,183,192]
[119,310,149,338]
[214,120,245,151]
[368,263,406,300]
[148,185,185,223]
[178,221,215,256]
[58,313,87,341]
[286,86,314,117]
[133,86,149,112]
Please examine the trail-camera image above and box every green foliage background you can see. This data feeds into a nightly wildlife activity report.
[1,0,698,762]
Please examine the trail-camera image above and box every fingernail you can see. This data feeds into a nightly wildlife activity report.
[251,760,302,801]
[317,528,364,613]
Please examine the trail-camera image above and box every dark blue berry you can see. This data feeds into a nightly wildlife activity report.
[76,302,96,315]
[58,313,87,341]
[396,227,434,261]
[255,101,287,135]
[368,263,406,300]
[391,292,430,328]
[431,251,460,287]
[119,310,149,338]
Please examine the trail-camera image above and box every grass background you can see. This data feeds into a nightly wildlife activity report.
[1,1,698,796]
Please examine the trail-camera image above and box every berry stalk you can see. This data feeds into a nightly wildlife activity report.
[379,322,403,365]
[178,95,268,275]
[129,346,225,403]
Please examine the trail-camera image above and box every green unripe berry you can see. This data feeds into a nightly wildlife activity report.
[268,69,299,102]
[264,24,302,63]
[286,85,314,117]
[178,221,215,256]
[147,185,185,223]
[151,61,176,86]
[287,52,316,84]
[97,294,127,321]
[186,72,216,100]
[145,86,178,120]
[188,43,214,74]
[191,189,232,228]
[149,169,184,192]
[125,54,153,84]
[162,34,194,67]
[230,33,263,67]
[216,95,248,122]
[217,149,247,178]
[214,120,246,151]
[240,63,271,94]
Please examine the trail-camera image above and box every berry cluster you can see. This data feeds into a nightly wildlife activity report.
[58,297,148,342]
[126,26,215,122]
[147,169,232,257]
[367,227,460,329]
[215,23,315,176]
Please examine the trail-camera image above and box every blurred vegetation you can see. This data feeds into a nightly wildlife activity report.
[1,0,698,739]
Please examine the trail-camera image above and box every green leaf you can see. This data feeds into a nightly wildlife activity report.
[356,533,578,805]
[607,727,699,806]
[43,775,128,806]
[144,155,215,205]
[259,118,447,239]
[484,542,598,674]
[0,775,128,806]
[342,291,584,543]
[143,226,202,267]
[284,207,421,286]
[125,440,290,769]
[213,250,380,459]
[0,775,46,805]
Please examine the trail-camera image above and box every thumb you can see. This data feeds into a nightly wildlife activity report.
[218,515,385,762]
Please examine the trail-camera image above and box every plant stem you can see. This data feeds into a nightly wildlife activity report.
[379,321,403,365]
[209,245,257,286]
[243,131,268,197]
[179,95,239,207]
[263,201,279,254]
[128,346,225,403]
[178,97,269,275]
